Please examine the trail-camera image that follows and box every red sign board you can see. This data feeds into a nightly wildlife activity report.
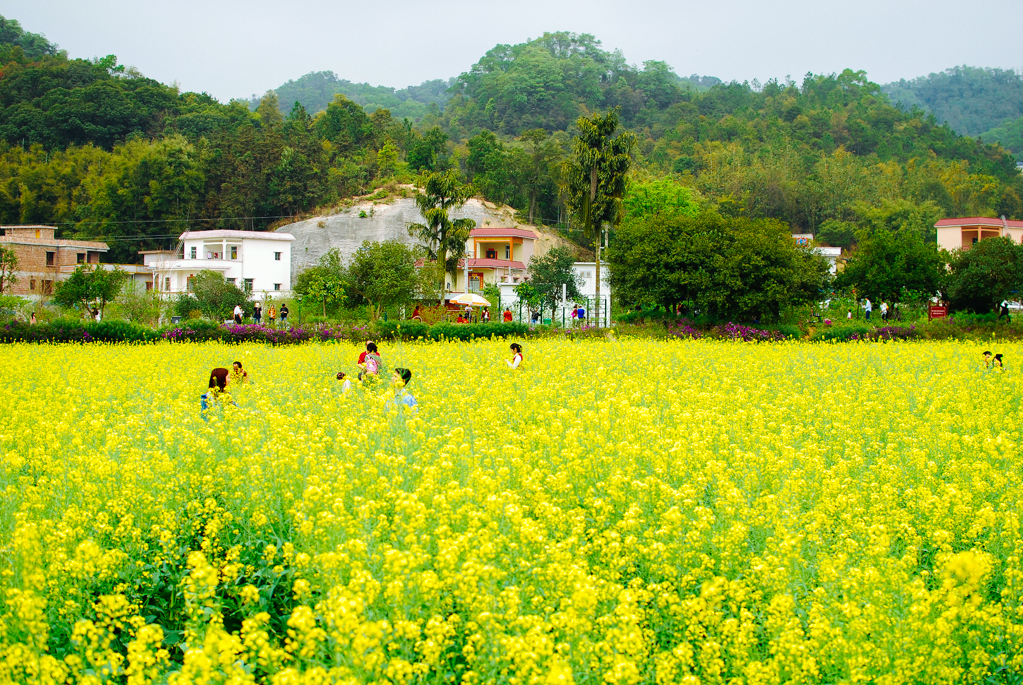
[928,305,948,320]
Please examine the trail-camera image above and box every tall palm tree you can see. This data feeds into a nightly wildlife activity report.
[408,171,476,299]
[562,108,635,326]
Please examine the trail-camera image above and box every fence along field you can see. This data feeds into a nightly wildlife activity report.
[0,339,1021,684]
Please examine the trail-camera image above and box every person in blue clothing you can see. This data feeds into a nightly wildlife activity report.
[386,367,417,412]
[200,367,237,420]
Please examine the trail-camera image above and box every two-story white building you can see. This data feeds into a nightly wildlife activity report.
[141,230,295,296]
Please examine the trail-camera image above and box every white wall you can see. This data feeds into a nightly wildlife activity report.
[242,238,291,294]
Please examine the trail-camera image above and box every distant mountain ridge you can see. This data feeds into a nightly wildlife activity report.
[882,65,1023,159]
[250,72,457,121]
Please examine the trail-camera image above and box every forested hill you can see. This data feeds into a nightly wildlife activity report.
[251,72,457,122]
[1,18,1022,264]
[882,66,1023,159]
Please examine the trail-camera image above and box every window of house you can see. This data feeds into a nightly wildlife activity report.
[486,248,496,259]
[274,252,282,261]
[145,281,152,291]
[77,253,85,264]
[230,246,238,260]
[227,278,236,285]
[274,283,281,291]
[45,251,55,266]
[244,278,253,292]
[0,228,5,236]
[164,277,170,291]
[187,276,196,292]
[190,247,197,259]
[35,229,40,238]
[30,279,36,291]
[42,280,53,294]
[505,245,510,259]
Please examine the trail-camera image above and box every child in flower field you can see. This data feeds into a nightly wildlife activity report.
[984,351,993,368]
[336,371,352,393]
[507,342,523,369]
[994,353,1004,370]
[385,367,417,412]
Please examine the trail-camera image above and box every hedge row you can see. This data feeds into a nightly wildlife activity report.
[0,319,540,345]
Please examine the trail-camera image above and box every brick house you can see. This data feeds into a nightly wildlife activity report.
[0,225,109,297]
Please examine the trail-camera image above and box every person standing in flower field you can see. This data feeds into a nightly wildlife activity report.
[280,303,289,327]
[999,300,1010,322]
[507,343,523,369]
[253,302,262,324]
[200,367,233,419]
[233,304,243,325]
[863,298,872,322]
[268,304,276,326]
[336,371,352,393]
[359,342,383,381]
[231,361,248,385]
[879,301,888,322]
[385,367,417,412]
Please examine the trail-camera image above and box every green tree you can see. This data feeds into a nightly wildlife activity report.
[834,230,947,301]
[346,240,419,319]
[52,265,128,317]
[623,177,702,222]
[946,237,1023,312]
[377,141,400,178]
[562,107,636,326]
[407,171,476,295]
[296,249,347,317]
[465,130,510,203]
[519,128,561,225]
[0,245,17,294]
[525,246,582,320]
[608,212,828,320]
[186,270,249,321]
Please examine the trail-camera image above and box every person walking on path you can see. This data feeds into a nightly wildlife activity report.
[863,298,872,322]
[507,343,523,370]
[280,303,289,327]
[999,300,1011,322]
[253,302,262,325]
[880,301,888,323]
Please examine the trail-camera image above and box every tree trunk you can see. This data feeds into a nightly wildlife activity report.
[437,244,447,305]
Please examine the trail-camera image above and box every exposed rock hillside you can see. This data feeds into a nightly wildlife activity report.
[279,196,587,283]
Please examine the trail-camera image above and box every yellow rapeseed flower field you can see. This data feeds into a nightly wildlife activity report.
[0,338,1021,685]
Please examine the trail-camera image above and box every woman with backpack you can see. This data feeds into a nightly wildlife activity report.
[358,342,383,381]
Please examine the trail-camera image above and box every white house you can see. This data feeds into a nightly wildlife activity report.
[496,261,613,326]
[141,230,295,296]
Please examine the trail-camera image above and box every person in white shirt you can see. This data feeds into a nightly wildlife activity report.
[863,298,872,322]
[507,342,523,369]
[879,301,888,322]
[336,371,352,393]
[233,304,244,325]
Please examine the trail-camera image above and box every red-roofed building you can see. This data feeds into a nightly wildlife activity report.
[446,227,537,296]
[935,217,1023,251]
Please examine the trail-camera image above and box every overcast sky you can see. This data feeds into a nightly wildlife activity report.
[8,0,1023,101]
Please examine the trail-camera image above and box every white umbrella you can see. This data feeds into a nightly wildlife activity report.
[449,293,491,307]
